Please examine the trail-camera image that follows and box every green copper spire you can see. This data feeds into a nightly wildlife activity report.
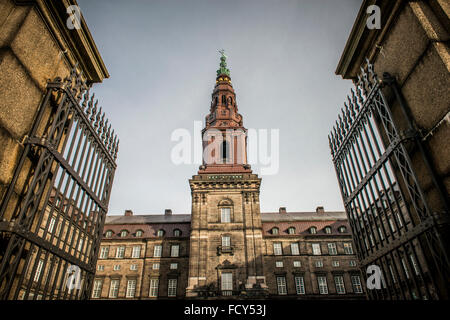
[216,49,231,77]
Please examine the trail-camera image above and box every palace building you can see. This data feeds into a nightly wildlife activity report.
[92,53,366,300]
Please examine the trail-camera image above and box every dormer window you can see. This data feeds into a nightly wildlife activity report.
[135,230,143,237]
[338,226,347,233]
[120,230,128,237]
[105,230,113,238]
[157,229,165,237]
[272,227,279,235]
[174,229,181,237]
[310,227,317,234]
[324,227,332,234]
[287,227,295,235]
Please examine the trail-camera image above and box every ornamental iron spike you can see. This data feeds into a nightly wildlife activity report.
[90,100,98,123]
[82,88,90,111]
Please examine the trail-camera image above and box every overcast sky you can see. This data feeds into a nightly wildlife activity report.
[77,0,362,216]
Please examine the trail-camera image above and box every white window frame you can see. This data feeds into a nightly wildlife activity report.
[132,246,141,258]
[317,276,328,294]
[171,244,180,257]
[149,278,159,297]
[221,207,231,223]
[276,276,287,295]
[126,279,137,298]
[315,260,323,268]
[273,242,282,256]
[222,235,231,247]
[290,242,300,255]
[34,259,44,282]
[100,246,109,259]
[288,227,295,235]
[351,275,363,293]
[168,279,177,297]
[328,243,337,255]
[170,263,178,270]
[136,230,143,237]
[97,265,104,271]
[48,216,56,233]
[152,263,160,270]
[221,272,233,291]
[130,264,137,271]
[312,243,321,255]
[120,230,128,237]
[113,264,121,271]
[154,245,162,257]
[116,246,125,258]
[332,260,339,267]
[295,276,305,295]
[275,261,283,268]
[109,279,120,298]
[92,279,103,298]
[344,243,353,254]
[334,276,346,294]
[293,261,301,267]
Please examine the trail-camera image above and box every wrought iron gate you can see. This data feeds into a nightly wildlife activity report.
[0,65,118,300]
[328,59,449,300]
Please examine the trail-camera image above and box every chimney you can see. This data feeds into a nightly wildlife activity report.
[316,206,324,214]
[165,209,172,216]
[125,209,133,216]
[279,207,287,214]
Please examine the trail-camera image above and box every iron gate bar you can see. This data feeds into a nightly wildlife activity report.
[0,64,118,300]
[328,59,449,300]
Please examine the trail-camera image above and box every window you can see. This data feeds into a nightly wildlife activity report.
[288,227,295,235]
[136,230,143,237]
[170,263,178,270]
[396,212,403,227]
[113,265,121,271]
[116,246,125,258]
[324,226,332,234]
[327,243,337,255]
[48,216,56,233]
[388,218,396,232]
[109,280,120,298]
[126,279,136,298]
[275,261,283,268]
[97,265,104,271]
[334,276,346,294]
[154,245,162,257]
[317,276,328,294]
[171,244,180,257]
[312,243,321,255]
[221,272,233,292]
[149,278,159,297]
[152,263,160,270]
[157,229,165,237]
[221,141,230,162]
[378,227,384,240]
[293,261,301,267]
[315,260,323,268]
[130,264,137,271]
[132,246,141,258]
[222,95,226,105]
[34,259,44,282]
[332,261,340,267]
[295,276,305,295]
[105,230,113,238]
[168,279,177,297]
[100,246,109,259]
[222,235,231,248]
[174,229,181,237]
[401,258,410,279]
[290,243,300,255]
[338,226,347,233]
[409,254,420,276]
[344,243,353,254]
[92,279,103,298]
[120,230,128,237]
[276,276,287,295]
[221,208,231,223]
[310,227,317,234]
[351,275,363,293]
[273,242,282,255]
[77,237,84,251]
[271,227,279,235]
[389,265,397,283]
[349,260,357,267]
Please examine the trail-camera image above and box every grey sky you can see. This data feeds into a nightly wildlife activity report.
[77,0,362,215]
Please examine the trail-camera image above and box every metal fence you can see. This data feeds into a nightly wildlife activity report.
[0,65,118,300]
[328,59,449,300]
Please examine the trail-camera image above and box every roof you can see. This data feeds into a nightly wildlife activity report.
[104,211,347,225]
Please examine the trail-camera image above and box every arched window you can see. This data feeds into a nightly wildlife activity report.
[174,229,181,237]
[229,97,233,105]
[272,227,279,235]
[221,141,230,162]
[218,199,233,223]
[135,230,143,237]
[105,230,113,238]
[157,229,165,237]
[222,95,227,105]
[120,230,128,237]
[310,227,317,234]
[338,226,347,233]
[287,227,295,235]
[324,226,332,234]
